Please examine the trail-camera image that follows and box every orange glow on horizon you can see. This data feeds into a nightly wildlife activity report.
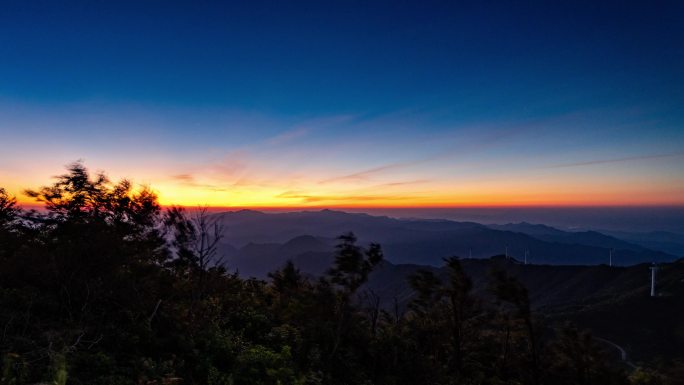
[12,187,684,210]
[5,162,684,209]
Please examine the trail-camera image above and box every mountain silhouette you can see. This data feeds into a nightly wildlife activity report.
[488,222,649,251]
[213,210,675,274]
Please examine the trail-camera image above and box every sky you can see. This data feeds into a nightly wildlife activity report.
[1,0,683,208]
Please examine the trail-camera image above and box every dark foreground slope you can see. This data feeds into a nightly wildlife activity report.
[545,259,684,363]
[362,256,682,309]
[363,257,684,363]
[222,231,684,366]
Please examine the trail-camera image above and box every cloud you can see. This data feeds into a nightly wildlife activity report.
[266,127,310,146]
[375,179,431,187]
[172,174,195,182]
[544,152,684,169]
[318,163,409,184]
[170,173,230,192]
[264,114,356,147]
[210,152,250,177]
[276,190,415,203]
[316,122,533,185]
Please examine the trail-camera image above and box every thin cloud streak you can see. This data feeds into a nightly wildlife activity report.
[169,173,231,192]
[544,152,684,169]
[266,127,310,146]
[264,115,355,147]
[318,163,409,184]
[172,174,195,182]
[316,123,531,185]
[375,179,431,187]
[276,190,417,203]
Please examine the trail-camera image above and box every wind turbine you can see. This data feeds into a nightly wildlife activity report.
[609,249,614,267]
[524,249,529,265]
[650,263,659,297]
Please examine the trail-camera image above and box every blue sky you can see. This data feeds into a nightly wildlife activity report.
[1,0,683,207]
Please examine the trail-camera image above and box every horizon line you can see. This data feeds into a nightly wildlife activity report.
[16,202,684,211]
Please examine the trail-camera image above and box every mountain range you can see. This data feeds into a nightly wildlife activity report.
[211,209,678,278]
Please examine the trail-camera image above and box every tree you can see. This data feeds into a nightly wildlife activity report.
[165,206,226,306]
[325,232,383,377]
[490,268,541,385]
[0,188,19,227]
[327,232,383,295]
[547,325,626,385]
[1,163,174,384]
[0,188,22,262]
[269,260,305,298]
[406,257,476,381]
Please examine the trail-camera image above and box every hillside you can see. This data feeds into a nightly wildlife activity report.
[362,257,684,365]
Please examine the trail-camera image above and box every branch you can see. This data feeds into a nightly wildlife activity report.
[148,299,162,329]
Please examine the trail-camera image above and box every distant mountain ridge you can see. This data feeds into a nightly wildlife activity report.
[600,229,684,256]
[487,222,648,252]
[212,210,676,275]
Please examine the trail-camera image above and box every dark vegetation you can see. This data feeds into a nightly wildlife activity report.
[0,163,682,384]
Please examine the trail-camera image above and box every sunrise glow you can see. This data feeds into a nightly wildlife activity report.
[1,1,683,210]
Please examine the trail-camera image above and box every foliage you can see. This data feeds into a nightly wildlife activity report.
[0,164,642,384]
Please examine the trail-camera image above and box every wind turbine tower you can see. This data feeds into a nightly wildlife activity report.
[524,249,529,265]
[609,249,613,267]
[650,264,659,297]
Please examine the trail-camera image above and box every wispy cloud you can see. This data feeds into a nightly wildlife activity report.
[316,122,533,185]
[276,190,416,203]
[264,114,356,147]
[544,152,684,169]
[172,174,195,183]
[170,173,230,192]
[266,127,310,146]
[375,179,431,187]
[318,162,408,184]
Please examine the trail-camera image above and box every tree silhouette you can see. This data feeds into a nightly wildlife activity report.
[0,188,19,226]
[0,163,644,385]
[490,268,541,385]
[406,257,476,380]
[327,232,383,294]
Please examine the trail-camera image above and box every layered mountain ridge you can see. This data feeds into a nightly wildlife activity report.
[211,209,677,278]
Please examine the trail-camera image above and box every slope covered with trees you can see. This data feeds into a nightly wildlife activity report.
[0,164,681,384]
